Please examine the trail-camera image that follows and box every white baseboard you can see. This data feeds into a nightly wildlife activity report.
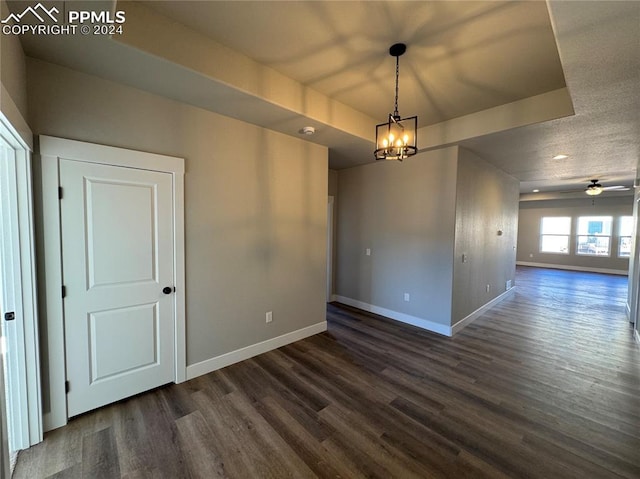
[333,296,452,336]
[451,287,516,335]
[634,328,640,344]
[328,294,338,302]
[516,261,628,276]
[186,321,327,380]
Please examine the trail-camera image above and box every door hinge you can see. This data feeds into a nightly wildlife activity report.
[65,381,70,394]
[62,285,66,298]
[58,186,63,199]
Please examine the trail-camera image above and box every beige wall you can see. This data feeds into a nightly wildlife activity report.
[452,149,519,323]
[336,147,459,327]
[0,3,27,118]
[517,196,633,272]
[0,0,30,145]
[27,59,328,371]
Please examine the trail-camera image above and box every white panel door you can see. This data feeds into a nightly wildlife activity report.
[60,159,175,417]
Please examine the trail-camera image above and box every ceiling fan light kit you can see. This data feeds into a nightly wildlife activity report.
[374,43,417,162]
[585,179,603,196]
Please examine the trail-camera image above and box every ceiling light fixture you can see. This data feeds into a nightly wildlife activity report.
[585,179,603,196]
[553,154,569,160]
[533,189,540,193]
[374,43,417,161]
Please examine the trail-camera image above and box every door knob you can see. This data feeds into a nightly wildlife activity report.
[162,286,173,295]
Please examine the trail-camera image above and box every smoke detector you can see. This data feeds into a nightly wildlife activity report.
[300,126,315,135]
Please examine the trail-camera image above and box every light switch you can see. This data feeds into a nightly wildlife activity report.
[366,248,371,256]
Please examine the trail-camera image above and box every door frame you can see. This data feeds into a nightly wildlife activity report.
[0,112,42,449]
[0,354,10,478]
[39,135,186,431]
[326,196,334,302]
[632,196,640,342]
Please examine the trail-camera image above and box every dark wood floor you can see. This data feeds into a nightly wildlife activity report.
[15,266,640,478]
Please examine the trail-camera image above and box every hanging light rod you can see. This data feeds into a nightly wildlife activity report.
[374,43,418,162]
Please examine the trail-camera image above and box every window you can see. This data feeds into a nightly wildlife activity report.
[576,216,612,256]
[619,216,634,258]
[540,217,571,253]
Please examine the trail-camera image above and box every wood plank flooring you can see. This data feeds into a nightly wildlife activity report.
[14,266,640,478]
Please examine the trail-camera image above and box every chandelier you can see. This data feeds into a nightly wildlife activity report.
[374,43,417,161]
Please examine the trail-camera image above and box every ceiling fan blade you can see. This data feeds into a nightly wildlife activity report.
[601,185,629,191]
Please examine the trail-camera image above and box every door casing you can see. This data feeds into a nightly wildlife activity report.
[0,112,41,449]
[39,135,186,431]
[326,196,334,302]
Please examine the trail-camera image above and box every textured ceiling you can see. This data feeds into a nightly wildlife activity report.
[8,0,640,195]
[462,0,640,194]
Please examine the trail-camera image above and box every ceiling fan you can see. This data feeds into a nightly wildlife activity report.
[584,179,629,196]
[558,179,630,196]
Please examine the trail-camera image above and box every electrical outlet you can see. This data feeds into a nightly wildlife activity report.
[486,284,490,293]
[403,293,410,302]
[266,311,273,323]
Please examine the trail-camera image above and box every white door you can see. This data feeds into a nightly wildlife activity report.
[60,159,175,417]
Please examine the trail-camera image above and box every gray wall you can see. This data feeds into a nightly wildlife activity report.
[452,149,519,323]
[335,146,520,329]
[27,59,328,370]
[517,196,633,272]
[336,147,459,326]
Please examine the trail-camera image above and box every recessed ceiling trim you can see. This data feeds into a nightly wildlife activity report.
[114,1,577,166]
[114,1,375,142]
[419,88,574,151]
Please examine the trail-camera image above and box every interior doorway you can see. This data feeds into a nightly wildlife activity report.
[39,136,186,430]
[0,112,42,469]
[327,196,334,302]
